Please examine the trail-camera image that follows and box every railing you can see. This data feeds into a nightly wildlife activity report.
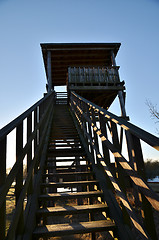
[0,91,55,240]
[68,66,120,86]
[70,91,159,240]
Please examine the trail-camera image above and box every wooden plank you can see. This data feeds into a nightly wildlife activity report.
[99,113,110,165]
[41,180,98,188]
[71,91,159,150]
[37,204,108,216]
[0,92,54,141]
[47,50,52,92]
[0,137,6,240]
[43,171,93,177]
[33,220,115,237]
[47,157,87,162]
[39,190,103,200]
[27,113,33,195]
[15,121,24,235]
[69,86,124,91]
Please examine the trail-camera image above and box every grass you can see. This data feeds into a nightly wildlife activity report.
[6,186,16,234]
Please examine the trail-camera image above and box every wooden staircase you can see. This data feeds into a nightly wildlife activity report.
[33,104,117,239]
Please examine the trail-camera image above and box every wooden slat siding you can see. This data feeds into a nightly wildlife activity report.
[0,137,6,240]
[15,121,24,236]
[27,113,33,195]
[70,100,151,240]
[131,134,158,239]
[68,66,120,86]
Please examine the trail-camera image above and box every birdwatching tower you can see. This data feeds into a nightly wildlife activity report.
[0,43,159,240]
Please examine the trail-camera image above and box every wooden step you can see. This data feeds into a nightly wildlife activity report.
[33,220,116,238]
[48,150,85,157]
[49,140,81,145]
[36,204,108,217]
[39,190,103,201]
[48,147,83,152]
[43,171,93,178]
[49,143,81,148]
[41,180,98,188]
[47,157,87,162]
[44,164,92,170]
[49,137,80,140]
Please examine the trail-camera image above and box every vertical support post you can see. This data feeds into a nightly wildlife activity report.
[112,49,135,170]
[0,137,6,240]
[111,50,116,67]
[110,121,127,193]
[98,113,110,166]
[27,113,33,195]
[47,50,53,92]
[131,134,157,239]
[15,121,24,236]
[86,104,94,159]
[34,108,38,174]
[91,108,99,163]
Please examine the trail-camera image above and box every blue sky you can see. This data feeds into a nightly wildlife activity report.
[0,0,159,161]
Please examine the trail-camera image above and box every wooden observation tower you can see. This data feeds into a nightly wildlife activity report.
[41,43,125,110]
[0,43,159,240]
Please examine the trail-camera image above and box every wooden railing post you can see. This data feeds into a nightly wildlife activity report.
[86,104,94,159]
[99,113,111,166]
[15,121,24,236]
[90,108,99,163]
[27,113,33,195]
[131,134,158,239]
[0,137,7,240]
[34,107,38,174]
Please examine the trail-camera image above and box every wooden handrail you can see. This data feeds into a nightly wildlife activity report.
[70,91,159,239]
[71,91,159,151]
[0,92,54,141]
[0,91,55,240]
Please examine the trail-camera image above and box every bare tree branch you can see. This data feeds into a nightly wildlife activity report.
[146,99,159,122]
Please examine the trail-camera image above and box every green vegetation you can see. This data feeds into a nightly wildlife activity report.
[145,159,159,180]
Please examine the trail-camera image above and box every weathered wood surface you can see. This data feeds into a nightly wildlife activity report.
[33,104,116,240]
[33,220,116,237]
[37,204,108,216]
[70,91,159,239]
[0,92,55,240]
[39,190,103,201]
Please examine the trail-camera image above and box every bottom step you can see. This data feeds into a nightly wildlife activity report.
[33,220,116,238]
